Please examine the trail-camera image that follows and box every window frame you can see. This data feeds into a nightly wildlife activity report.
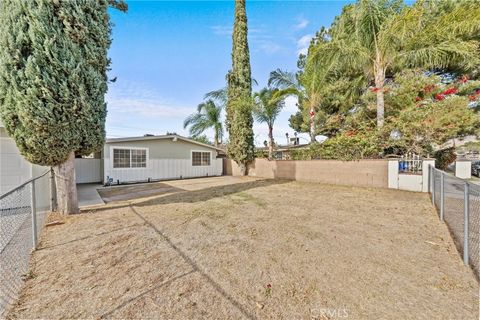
[111,146,149,170]
[191,150,211,167]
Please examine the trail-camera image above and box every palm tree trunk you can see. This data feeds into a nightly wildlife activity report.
[214,131,219,147]
[268,125,274,160]
[374,63,386,128]
[309,105,316,143]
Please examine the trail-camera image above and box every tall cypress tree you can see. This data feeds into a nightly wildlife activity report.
[226,0,254,175]
[0,0,126,214]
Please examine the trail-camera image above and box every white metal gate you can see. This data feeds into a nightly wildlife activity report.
[75,159,102,184]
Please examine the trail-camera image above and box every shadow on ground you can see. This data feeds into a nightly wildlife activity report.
[135,179,289,208]
[88,178,289,214]
[98,183,185,203]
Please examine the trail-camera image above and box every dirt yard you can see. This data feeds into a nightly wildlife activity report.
[7,177,479,319]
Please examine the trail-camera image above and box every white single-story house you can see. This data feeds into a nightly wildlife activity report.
[1,119,224,194]
[75,134,225,185]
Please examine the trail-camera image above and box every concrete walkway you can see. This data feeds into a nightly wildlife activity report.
[77,184,105,207]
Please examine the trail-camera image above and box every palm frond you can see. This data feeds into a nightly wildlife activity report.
[184,99,224,141]
[204,87,227,106]
[253,88,284,127]
[268,69,299,89]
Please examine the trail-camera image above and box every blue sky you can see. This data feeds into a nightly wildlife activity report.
[106,0,353,145]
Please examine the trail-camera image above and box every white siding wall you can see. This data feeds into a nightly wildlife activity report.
[104,158,223,184]
[0,137,31,194]
[75,159,102,183]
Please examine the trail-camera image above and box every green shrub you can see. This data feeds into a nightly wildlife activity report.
[290,131,382,161]
[434,147,457,170]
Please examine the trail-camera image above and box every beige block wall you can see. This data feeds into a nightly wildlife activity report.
[224,158,389,189]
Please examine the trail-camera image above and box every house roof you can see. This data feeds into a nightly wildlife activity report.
[256,143,310,152]
[106,134,225,152]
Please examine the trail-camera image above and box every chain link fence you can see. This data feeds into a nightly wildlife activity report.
[0,170,53,317]
[430,166,480,279]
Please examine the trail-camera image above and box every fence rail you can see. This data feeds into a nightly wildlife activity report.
[0,169,53,317]
[429,165,479,279]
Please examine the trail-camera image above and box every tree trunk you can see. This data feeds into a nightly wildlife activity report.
[50,168,57,212]
[268,125,274,160]
[214,131,219,147]
[309,105,316,143]
[53,151,79,214]
[374,63,386,128]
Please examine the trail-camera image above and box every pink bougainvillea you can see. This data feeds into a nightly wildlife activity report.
[443,87,458,95]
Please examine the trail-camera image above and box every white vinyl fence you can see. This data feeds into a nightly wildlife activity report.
[104,158,223,185]
[75,159,102,184]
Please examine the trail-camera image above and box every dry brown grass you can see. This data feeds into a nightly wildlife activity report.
[7,176,479,319]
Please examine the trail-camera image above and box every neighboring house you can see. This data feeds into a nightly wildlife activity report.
[0,121,49,195]
[256,144,309,160]
[99,134,224,185]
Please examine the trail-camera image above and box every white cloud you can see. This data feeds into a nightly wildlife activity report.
[296,34,313,56]
[294,18,309,30]
[107,98,192,118]
[211,25,232,36]
[212,24,282,55]
[211,25,262,37]
[105,80,196,138]
[256,39,283,54]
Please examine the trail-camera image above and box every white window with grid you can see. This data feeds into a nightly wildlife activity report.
[112,147,147,169]
[192,151,211,166]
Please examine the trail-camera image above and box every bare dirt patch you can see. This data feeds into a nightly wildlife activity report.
[7,177,479,319]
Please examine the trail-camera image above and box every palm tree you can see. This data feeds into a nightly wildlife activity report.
[204,87,228,108]
[268,68,324,143]
[183,100,223,147]
[205,79,258,108]
[316,0,480,127]
[253,88,284,159]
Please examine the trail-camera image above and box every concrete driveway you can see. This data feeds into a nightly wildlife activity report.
[96,176,250,203]
[77,184,104,207]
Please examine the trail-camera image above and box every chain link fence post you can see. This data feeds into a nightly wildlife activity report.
[440,172,444,221]
[50,167,57,212]
[30,180,37,249]
[432,167,436,205]
[463,182,469,265]
[427,165,432,193]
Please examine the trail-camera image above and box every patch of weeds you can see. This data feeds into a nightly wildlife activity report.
[21,270,36,281]
[265,283,272,297]
[233,192,267,209]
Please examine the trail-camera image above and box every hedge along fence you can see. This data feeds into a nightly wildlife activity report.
[224,158,389,189]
